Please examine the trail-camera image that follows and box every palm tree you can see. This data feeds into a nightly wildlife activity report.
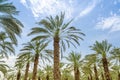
[28,12,85,80]
[0,56,9,79]
[90,40,112,80]
[65,51,82,80]
[84,54,99,80]
[0,0,23,45]
[20,41,49,80]
[17,50,34,80]
[15,58,24,80]
[0,32,15,58]
[43,65,53,80]
[110,47,120,80]
[61,68,73,80]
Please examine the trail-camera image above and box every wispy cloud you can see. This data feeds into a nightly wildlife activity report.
[96,15,120,32]
[20,0,99,19]
[20,0,74,19]
[78,0,98,17]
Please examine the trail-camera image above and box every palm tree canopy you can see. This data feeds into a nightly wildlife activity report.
[0,0,18,14]
[0,0,23,45]
[0,32,15,58]
[90,40,112,58]
[110,47,120,65]
[28,12,85,52]
[66,51,82,68]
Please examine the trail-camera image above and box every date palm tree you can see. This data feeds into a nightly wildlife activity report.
[0,32,15,58]
[0,0,23,45]
[15,58,24,80]
[0,56,9,79]
[65,51,82,80]
[84,54,99,80]
[20,41,49,80]
[110,47,120,80]
[90,40,112,80]
[17,50,34,80]
[28,12,85,80]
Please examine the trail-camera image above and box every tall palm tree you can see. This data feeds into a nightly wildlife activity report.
[0,32,15,58]
[15,58,24,80]
[65,51,82,80]
[90,40,112,80]
[43,65,53,80]
[17,51,34,80]
[110,47,120,80]
[0,0,23,45]
[20,41,49,80]
[28,12,85,80]
[84,54,99,80]
[0,56,9,79]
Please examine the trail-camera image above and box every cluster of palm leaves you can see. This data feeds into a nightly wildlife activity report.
[0,0,120,80]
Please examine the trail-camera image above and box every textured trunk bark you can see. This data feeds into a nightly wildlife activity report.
[53,37,60,80]
[17,70,21,80]
[94,64,99,80]
[46,75,49,80]
[118,71,120,80]
[38,76,41,80]
[65,78,68,80]
[102,57,111,80]
[101,72,105,80]
[74,67,80,80]
[24,62,30,80]
[90,73,93,80]
[88,76,90,80]
[32,53,39,80]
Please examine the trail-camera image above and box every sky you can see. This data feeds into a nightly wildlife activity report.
[5,0,120,66]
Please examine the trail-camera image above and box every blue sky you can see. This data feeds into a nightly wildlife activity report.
[8,0,120,57]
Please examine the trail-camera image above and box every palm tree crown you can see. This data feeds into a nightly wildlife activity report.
[0,0,23,45]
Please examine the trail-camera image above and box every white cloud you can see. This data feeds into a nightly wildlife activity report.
[96,15,120,32]
[78,0,98,17]
[20,0,27,6]
[20,0,74,19]
[20,0,99,19]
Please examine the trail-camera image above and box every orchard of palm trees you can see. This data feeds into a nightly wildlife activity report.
[0,0,120,80]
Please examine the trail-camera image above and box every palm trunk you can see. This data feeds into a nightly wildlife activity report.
[24,62,30,80]
[38,76,41,80]
[46,75,49,80]
[32,53,39,80]
[74,67,80,80]
[17,70,21,80]
[88,76,90,80]
[102,57,111,80]
[90,73,93,80]
[65,77,68,80]
[118,71,120,80]
[101,72,105,80]
[53,37,60,80]
[94,64,99,80]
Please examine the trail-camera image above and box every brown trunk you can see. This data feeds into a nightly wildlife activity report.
[46,75,49,80]
[24,62,30,80]
[32,53,39,80]
[102,57,111,80]
[88,76,90,80]
[74,67,80,80]
[94,64,99,80]
[101,72,105,80]
[53,37,60,80]
[38,76,41,80]
[17,70,21,80]
[90,73,93,80]
[65,78,68,80]
[118,71,120,80]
